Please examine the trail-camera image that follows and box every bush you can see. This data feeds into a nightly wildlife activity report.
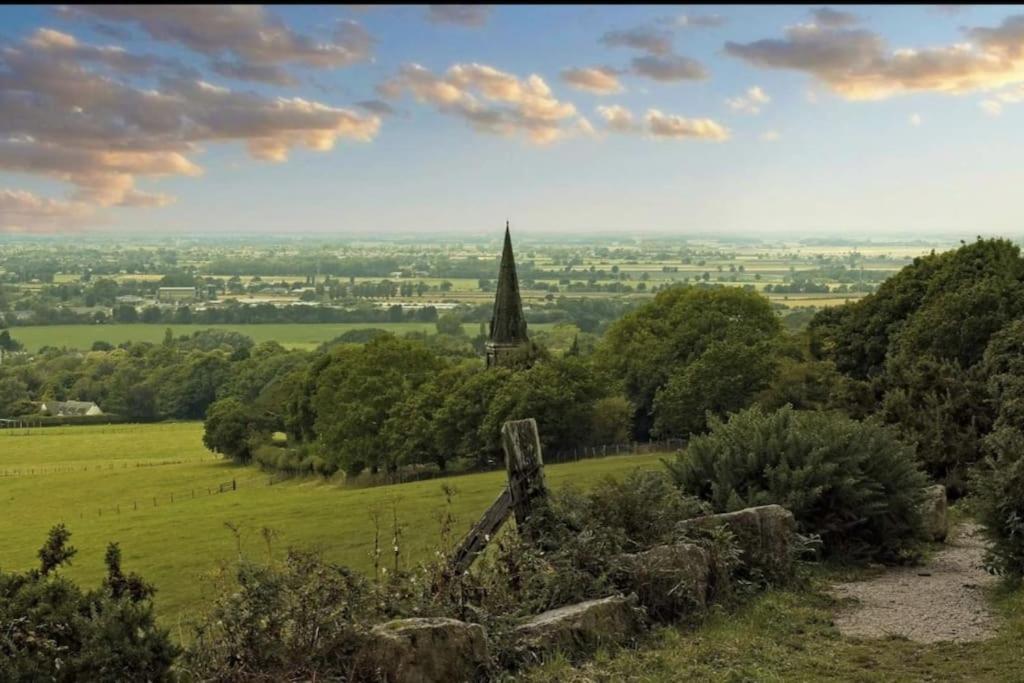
[0,525,177,682]
[667,405,928,562]
[972,426,1024,578]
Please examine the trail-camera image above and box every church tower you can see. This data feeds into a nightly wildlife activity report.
[486,222,529,367]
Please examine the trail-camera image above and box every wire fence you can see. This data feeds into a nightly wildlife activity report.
[343,438,688,489]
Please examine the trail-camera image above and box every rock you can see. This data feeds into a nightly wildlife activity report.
[920,484,948,542]
[514,595,644,659]
[676,504,795,582]
[612,543,711,621]
[358,617,488,683]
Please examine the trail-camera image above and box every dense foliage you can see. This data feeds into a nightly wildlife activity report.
[597,286,783,439]
[668,406,928,562]
[0,526,177,682]
[810,238,1024,493]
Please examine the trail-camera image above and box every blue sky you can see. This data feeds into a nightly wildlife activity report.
[1,4,1024,239]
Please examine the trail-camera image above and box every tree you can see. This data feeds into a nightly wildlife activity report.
[203,397,269,463]
[312,336,443,474]
[597,286,782,438]
[435,312,465,336]
[0,329,22,352]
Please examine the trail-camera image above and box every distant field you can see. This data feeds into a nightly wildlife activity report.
[0,422,667,629]
[7,322,558,352]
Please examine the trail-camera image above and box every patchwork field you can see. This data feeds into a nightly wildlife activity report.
[0,422,667,631]
[7,321,561,352]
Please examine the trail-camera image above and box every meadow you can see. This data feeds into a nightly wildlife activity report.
[8,321,559,352]
[0,422,666,632]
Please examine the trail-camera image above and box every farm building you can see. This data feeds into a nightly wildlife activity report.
[156,286,198,303]
[40,400,103,417]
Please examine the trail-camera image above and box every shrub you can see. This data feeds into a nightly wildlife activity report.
[183,550,374,682]
[0,525,177,682]
[972,426,1024,578]
[667,405,928,562]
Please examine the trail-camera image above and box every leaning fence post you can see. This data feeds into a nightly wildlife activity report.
[503,418,549,540]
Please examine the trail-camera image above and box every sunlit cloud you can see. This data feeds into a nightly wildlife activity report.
[380,62,583,144]
[0,27,380,232]
[726,86,771,113]
[561,66,624,94]
[726,14,1024,100]
[598,105,729,140]
[909,112,923,125]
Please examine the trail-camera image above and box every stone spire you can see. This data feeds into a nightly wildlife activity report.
[486,221,529,367]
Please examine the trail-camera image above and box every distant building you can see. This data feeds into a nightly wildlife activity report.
[116,295,146,305]
[486,222,530,368]
[40,400,103,417]
[156,286,197,303]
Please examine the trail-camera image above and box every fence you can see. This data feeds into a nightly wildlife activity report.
[343,437,688,489]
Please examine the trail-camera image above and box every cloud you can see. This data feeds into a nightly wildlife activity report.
[909,112,922,125]
[426,5,492,27]
[356,99,397,116]
[379,62,584,144]
[597,104,729,140]
[60,6,374,81]
[601,26,674,56]
[0,189,92,233]
[0,28,380,232]
[760,130,781,141]
[978,82,1024,115]
[597,104,639,132]
[726,85,771,113]
[210,60,297,86]
[725,16,1024,100]
[630,54,708,82]
[561,66,623,94]
[672,14,728,29]
[646,109,730,140]
[810,7,860,28]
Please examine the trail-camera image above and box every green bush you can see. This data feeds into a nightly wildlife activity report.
[667,406,928,562]
[972,426,1024,578]
[0,525,177,682]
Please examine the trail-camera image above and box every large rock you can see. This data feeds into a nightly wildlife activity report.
[514,595,644,659]
[676,504,795,582]
[920,484,948,542]
[358,617,488,683]
[612,543,711,621]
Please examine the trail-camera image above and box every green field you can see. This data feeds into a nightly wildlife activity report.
[0,422,666,631]
[7,322,559,352]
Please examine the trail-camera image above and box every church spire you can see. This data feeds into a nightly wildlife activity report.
[486,222,529,367]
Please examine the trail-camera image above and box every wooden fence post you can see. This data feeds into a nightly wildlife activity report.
[502,418,548,540]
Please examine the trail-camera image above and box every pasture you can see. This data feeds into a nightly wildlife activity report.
[0,422,667,630]
[7,321,559,352]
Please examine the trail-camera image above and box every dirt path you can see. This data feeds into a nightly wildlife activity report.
[830,523,999,643]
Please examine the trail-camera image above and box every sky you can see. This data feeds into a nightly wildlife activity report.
[1,4,1024,239]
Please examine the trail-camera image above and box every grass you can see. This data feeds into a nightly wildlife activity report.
[522,570,1024,682]
[8,322,560,352]
[0,422,667,631]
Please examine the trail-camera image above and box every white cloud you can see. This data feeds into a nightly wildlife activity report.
[726,16,1024,100]
[561,66,624,94]
[380,62,583,144]
[760,130,781,141]
[425,5,492,27]
[597,104,730,141]
[726,86,771,113]
[0,28,380,232]
[909,112,923,125]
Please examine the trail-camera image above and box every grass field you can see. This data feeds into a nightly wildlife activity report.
[7,322,561,352]
[0,422,667,632]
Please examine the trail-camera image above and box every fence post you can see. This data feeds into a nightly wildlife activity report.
[232,479,237,491]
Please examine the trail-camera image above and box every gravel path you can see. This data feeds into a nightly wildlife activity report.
[830,523,998,643]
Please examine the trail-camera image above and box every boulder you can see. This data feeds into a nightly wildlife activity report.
[514,595,644,659]
[920,484,948,542]
[358,617,488,683]
[612,543,711,621]
[677,504,795,582]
